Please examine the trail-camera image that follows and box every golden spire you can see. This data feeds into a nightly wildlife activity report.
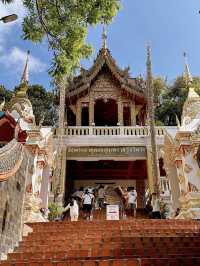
[183,52,193,86]
[146,44,160,195]
[21,50,30,84]
[15,50,30,98]
[102,25,107,49]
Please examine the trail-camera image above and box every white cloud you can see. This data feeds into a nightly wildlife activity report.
[0,47,47,75]
[0,2,47,79]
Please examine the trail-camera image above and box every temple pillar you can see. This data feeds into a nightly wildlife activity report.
[76,99,82,126]
[117,97,123,126]
[61,148,66,194]
[40,165,51,210]
[130,101,136,126]
[89,92,94,126]
[146,146,154,194]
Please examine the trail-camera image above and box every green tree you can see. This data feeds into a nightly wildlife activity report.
[22,0,121,81]
[27,85,58,126]
[0,85,13,109]
[155,76,200,126]
[153,76,167,106]
[1,0,14,3]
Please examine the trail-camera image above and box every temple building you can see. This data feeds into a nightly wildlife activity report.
[52,40,200,220]
[53,41,173,210]
[2,32,200,263]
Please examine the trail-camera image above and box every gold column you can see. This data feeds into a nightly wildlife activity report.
[117,97,124,126]
[89,92,94,126]
[60,148,67,193]
[130,101,136,126]
[146,147,154,193]
[76,99,82,126]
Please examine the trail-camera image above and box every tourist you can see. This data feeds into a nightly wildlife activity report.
[98,185,105,209]
[152,193,161,219]
[127,187,137,218]
[144,199,153,218]
[72,187,84,206]
[82,189,94,220]
[174,208,180,218]
[63,198,79,221]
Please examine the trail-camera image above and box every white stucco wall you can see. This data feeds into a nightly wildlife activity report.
[185,153,200,190]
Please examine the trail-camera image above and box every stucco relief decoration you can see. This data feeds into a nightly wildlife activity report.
[196,144,200,168]
[182,100,200,126]
[94,91,118,102]
[178,174,188,196]
[11,98,35,124]
[163,134,176,167]
[184,164,193,173]
[188,182,199,192]
[191,145,199,160]
[181,146,192,157]
[175,159,182,169]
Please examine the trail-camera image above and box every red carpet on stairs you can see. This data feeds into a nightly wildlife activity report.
[1,219,200,266]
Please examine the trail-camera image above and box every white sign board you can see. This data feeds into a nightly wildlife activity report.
[106,205,119,220]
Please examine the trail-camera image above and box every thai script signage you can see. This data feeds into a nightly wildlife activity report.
[67,146,146,158]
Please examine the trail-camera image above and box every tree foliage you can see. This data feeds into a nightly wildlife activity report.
[22,0,121,81]
[1,0,14,3]
[0,85,13,102]
[155,77,200,126]
[27,85,58,126]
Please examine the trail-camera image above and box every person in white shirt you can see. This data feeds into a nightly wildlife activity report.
[127,187,137,218]
[152,193,161,219]
[63,198,79,221]
[82,189,94,220]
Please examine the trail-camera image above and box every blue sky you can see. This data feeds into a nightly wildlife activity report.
[0,0,200,91]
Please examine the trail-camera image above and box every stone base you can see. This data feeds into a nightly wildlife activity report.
[0,253,7,261]
[176,192,200,219]
[23,194,49,223]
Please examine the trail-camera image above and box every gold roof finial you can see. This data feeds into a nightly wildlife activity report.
[102,25,107,49]
[21,50,30,84]
[183,52,193,86]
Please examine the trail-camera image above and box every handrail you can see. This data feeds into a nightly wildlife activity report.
[54,126,168,137]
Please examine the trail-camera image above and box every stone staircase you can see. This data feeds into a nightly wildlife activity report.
[1,219,200,265]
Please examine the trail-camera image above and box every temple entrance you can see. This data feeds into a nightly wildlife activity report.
[94,99,118,126]
[65,160,147,212]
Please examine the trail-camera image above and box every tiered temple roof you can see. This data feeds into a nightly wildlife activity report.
[66,47,146,103]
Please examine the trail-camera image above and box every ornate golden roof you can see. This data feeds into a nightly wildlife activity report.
[67,48,146,101]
